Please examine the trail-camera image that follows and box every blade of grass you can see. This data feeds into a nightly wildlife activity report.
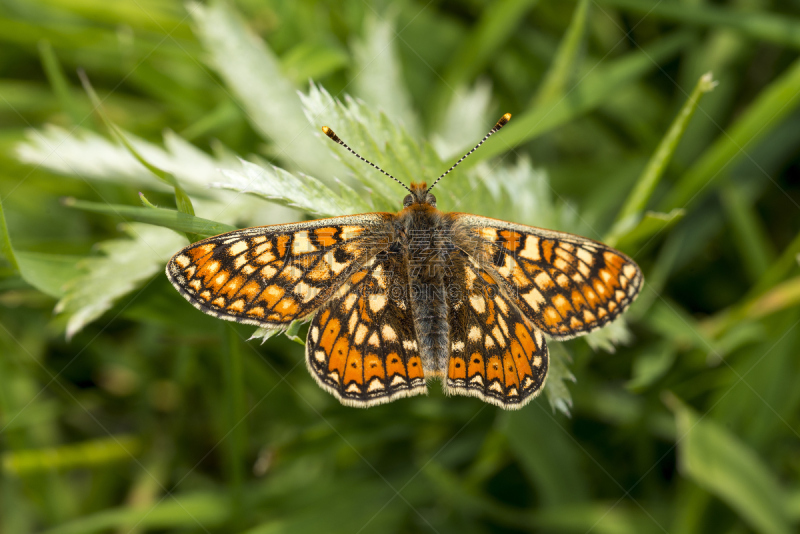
[431,0,540,120]
[749,230,800,299]
[38,40,83,126]
[2,436,141,476]
[0,194,19,272]
[720,184,777,282]
[661,57,800,211]
[222,325,245,511]
[62,197,237,237]
[138,192,158,209]
[613,72,717,229]
[179,99,240,142]
[40,491,229,534]
[609,209,685,250]
[740,276,800,322]
[77,70,197,236]
[599,0,800,50]
[468,31,692,165]
[700,228,800,338]
[531,0,590,108]
[703,275,800,339]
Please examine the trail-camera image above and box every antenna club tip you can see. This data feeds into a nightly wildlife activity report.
[494,113,512,130]
[321,126,340,142]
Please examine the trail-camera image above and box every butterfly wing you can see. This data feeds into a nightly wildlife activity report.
[166,214,393,328]
[445,250,548,408]
[306,250,427,407]
[451,214,643,340]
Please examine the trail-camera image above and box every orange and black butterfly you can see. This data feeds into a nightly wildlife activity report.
[167,114,643,409]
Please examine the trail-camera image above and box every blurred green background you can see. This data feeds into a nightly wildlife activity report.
[2,0,800,533]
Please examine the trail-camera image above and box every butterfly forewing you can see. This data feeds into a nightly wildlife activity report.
[166,214,393,328]
[445,250,548,408]
[453,214,643,340]
[305,251,428,407]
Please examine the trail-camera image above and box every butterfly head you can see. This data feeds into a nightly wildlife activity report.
[404,182,436,208]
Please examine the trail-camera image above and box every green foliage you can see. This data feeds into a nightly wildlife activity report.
[2,1,799,533]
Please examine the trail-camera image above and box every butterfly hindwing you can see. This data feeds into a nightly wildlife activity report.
[445,251,548,408]
[166,214,393,328]
[453,214,643,340]
[305,251,428,407]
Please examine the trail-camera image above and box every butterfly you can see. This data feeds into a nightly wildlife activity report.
[167,114,643,409]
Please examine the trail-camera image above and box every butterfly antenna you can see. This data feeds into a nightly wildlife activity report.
[321,126,412,193]
[426,113,512,193]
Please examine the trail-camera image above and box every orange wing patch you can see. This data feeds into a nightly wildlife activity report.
[305,253,427,407]
[166,215,391,329]
[444,253,548,408]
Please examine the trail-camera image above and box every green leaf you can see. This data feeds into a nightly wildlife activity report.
[63,198,237,237]
[352,15,420,134]
[2,195,81,298]
[15,252,83,298]
[626,341,677,392]
[281,41,349,85]
[666,394,792,534]
[544,343,575,416]
[55,223,187,339]
[584,318,633,353]
[190,0,342,179]
[14,125,274,229]
[431,80,493,160]
[214,160,373,218]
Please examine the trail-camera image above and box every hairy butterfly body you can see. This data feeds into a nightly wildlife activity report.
[167,114,643,409]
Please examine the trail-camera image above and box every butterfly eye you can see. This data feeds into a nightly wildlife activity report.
[403,194,413,207]
[428,194,436,206]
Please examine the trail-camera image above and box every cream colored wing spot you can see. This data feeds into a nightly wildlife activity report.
[369,294,387,313]
[519,236,540,260]
[382,325,398,341]
[174,254,190,268]
[522,288,545,311]
[228,240,248,256]
[292,231,318,255]
[576,247,594,265]
[469,294,486,313]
